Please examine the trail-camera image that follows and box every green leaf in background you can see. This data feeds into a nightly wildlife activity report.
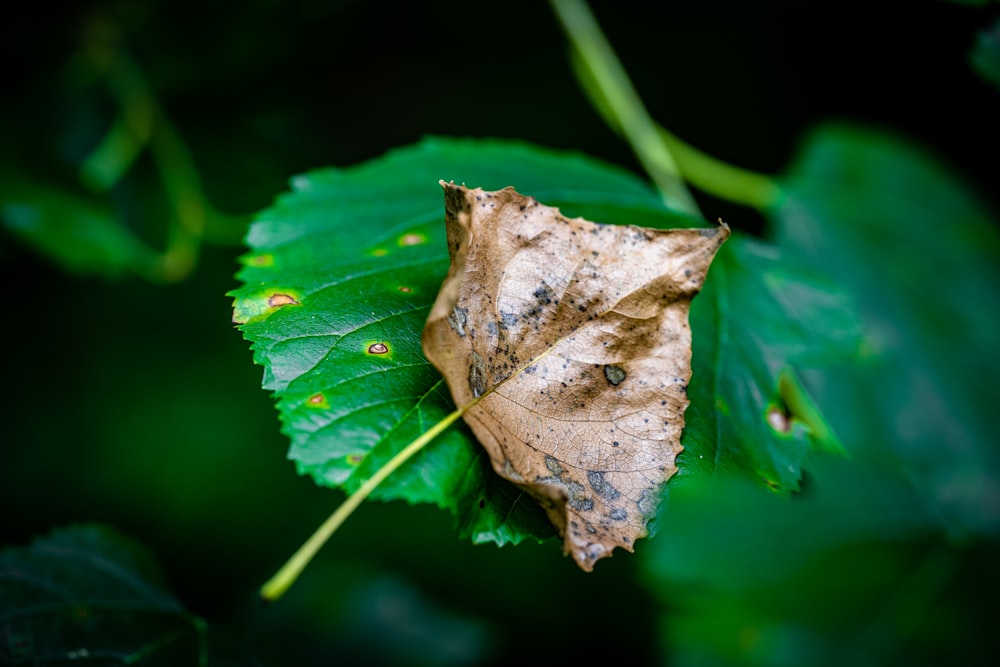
[0,524,210,664]
[0,181,160,279]
[971,16,1000,90]
[232,137,855,557]
[641,122,1000,666]
[643,464,982,667]
[672,235,859,499]
[777,123,1000,538]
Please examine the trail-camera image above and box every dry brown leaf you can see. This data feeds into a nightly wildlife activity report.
[422,182,729,570]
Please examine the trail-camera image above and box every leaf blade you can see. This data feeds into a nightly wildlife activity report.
[231,138,696,547]
[232,136,858,557]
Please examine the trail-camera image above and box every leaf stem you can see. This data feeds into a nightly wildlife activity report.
[77,19,249,281]
[548,0,702,216]
[656,127,783,210]
[259,406,468,602]
[79,110,152,191]
[555,0,782,211]
[260,339,564,600]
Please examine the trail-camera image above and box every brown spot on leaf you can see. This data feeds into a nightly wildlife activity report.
[245,253,275,267]
[367,342,389,355]
[267,293,299,308]
[308,393,325,405]
[469,350,488,398]
[399,233,427,246]
[398,286,413,293]
[422,182,728,571]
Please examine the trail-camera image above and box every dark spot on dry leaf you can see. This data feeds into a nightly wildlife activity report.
[545,455,564,476]
[448,306,468,337]
[604,365,626,386]
[499,310,519,329]
[587,471,622,501]
[469,350,488,398]
[637,488,659,519]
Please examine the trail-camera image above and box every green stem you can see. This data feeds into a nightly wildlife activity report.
[102,52,206,281]
[549,0,701,216]
[260,406,468,602]
[79,110,152,191]
[560,1,782,211]
[658,128,783,209]
[78,22,248,281]
[260,341,564,601]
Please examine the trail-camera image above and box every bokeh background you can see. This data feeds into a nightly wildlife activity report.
[2,1,998,665]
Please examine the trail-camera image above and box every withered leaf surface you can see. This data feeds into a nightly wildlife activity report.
[423,182,729,570]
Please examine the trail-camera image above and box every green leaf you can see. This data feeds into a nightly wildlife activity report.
[775,122,1000,538]
[0,181,159,279]
[971,17,1000,90]
[673,235,859,498]
[641,121,1000,667]
[0,524,207,664]
[642,464,982,667]
[231,137,852,551]
[231,137,697,548]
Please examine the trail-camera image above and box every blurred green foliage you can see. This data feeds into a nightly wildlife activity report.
[2,1,998,665]
[645,122,1000,666]
[971,16,1000,88]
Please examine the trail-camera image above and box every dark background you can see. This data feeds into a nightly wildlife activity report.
[2,1,997,664]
